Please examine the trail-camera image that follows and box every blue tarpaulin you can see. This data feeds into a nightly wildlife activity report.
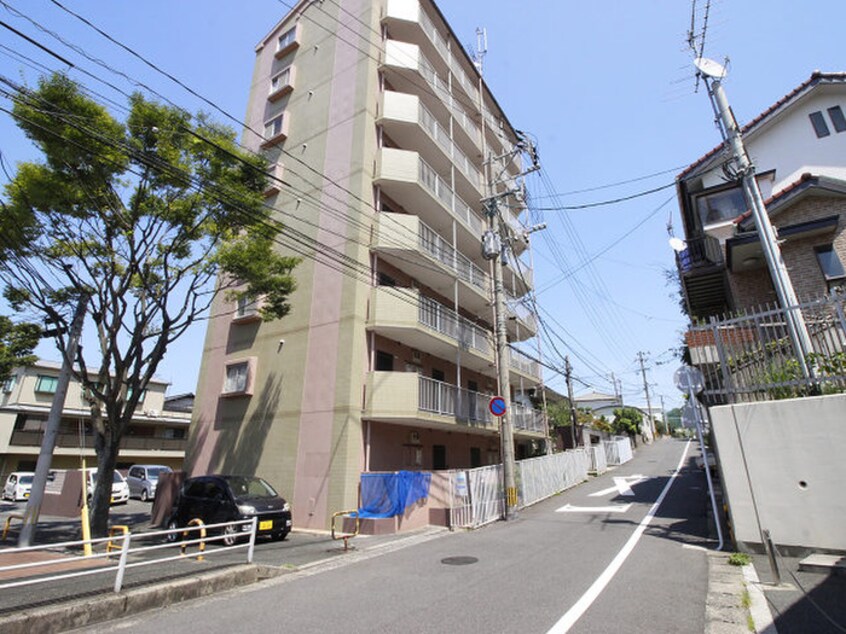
[357,471,432,518]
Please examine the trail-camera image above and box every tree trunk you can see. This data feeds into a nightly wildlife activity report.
[89,436,120,537]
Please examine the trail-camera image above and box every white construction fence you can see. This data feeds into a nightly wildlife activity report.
[448,449,590,529]
[604,436,634,465]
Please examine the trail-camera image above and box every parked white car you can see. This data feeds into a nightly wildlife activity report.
[3,472,34,501]
[126,464,172,501]
[87,469,130,505]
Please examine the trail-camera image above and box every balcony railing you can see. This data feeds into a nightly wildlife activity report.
[509,348,541,379]
[419,219,488,292]
[418,376,494,428]
[10,430,187,452]
[512,403,546,433]
[419,295,491,355]
[677,234,724,272]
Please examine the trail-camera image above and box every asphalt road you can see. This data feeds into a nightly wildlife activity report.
[77,439,714,634]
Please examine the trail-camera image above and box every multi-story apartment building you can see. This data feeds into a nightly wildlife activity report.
[676,71,846,321]
[186,0,544,530]
[0,361,190,476]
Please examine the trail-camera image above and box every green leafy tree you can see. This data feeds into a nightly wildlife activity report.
[1,74,299,536]
[0,316,40,382]
[612,406,643,441]
[665,407,682,433]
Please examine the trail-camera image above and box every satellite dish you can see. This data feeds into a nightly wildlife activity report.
[694,57,727,79]
[669,237,687,252]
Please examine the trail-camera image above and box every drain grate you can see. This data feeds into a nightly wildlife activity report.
[441,556,478,566]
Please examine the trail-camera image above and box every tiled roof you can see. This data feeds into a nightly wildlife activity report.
[677,72,846,180]
[735,173,846,229]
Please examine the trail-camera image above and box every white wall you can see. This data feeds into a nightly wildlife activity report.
[710,393,846,552]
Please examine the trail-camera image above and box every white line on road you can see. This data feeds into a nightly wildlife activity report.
[555,503,632,514]
[588,475,646,497]
[546,440,692,634]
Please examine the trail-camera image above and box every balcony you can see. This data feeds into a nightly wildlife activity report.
[373,212,491,316]
[378,91,483,201]
[677,234,731,320]
[509,347,542,383]
[375,147,486,263]
[504,295,538,341]
[10,430,187,453]
[368,286,493,372]
[381,39,483,154]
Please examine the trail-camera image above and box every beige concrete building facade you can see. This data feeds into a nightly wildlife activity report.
[186,0,544,530]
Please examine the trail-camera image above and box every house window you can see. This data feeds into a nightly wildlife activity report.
[35,375,58,394]
[815,245,846,289]
[126,387,146,403]
[375,351,393,371]
[269,67,293,101]
[223,361,250,395]
[236,296,259,319]
[276,25,298,56]
[264,114,286,144]
[2,375,16,393]
[828,106,846,133]
[694,185,747,227]
[809,111,831,138]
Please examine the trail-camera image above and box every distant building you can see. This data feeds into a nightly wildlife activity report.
[186,0,543,530]
[0,360,191,476]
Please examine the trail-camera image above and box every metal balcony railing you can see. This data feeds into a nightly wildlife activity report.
[419,219,488,292]
[419,295,491,355]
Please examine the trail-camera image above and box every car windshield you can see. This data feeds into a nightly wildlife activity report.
[147,467,171,479]
[19,475,33,485]
[223,476,278,499]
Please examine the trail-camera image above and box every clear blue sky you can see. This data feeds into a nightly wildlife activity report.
[0,1,843,410]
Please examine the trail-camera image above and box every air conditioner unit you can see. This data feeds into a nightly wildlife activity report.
[409,431,420,444]
[145,409,160,418]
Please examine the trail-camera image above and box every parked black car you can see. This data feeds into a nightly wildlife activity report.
[166,475,292,545]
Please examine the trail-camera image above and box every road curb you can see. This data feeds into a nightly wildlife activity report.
[0,564,263,634]
[705,552,752,633]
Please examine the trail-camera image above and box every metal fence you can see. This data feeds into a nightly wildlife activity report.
[604,436,633,466]
[448,450,589,529]
[687,294,846,405]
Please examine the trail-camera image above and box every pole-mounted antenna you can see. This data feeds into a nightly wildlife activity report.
[474,27,487,75]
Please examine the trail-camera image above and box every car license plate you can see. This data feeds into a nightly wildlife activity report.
[259,520,273,531]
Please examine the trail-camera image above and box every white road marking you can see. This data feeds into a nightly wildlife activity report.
[743,564,780,634]
[547,440,692,633]
[588,475,646,497]
[555,503,632,514]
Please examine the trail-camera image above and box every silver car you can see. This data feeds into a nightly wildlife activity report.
[126,464,172,502]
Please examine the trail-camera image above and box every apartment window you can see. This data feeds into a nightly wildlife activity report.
[163,427,186,440]
[828,106,846,133]
[815,245,846,288]
[223,360,251,395]
[694,185,747,227]
[269,67,293,101]
[2,375,16,393]
[375,351,393,371]
[263,114,286,144]
[809,111,831,138]
[35,375,58,394]
[126,387,146,403]
[276,25,298,56]
[236,296,259,319]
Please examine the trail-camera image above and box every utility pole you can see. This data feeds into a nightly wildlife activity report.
[637,351,655,441]
[565,356,578,448]
[19,294,88,547]
[696,59,813,378]
[660,394,667,435]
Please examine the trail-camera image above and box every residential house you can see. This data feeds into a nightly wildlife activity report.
[186,0,543,531]
[676,71,846,321]
[0,361,191,477]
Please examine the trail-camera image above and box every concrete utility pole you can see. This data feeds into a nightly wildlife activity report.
[700,64,814,378]
[484,197,518,520]
[637,352,656,441]
[565,356,578,448]
[19,294,88,547]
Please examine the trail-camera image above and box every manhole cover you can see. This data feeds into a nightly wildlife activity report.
[441,556,478,566]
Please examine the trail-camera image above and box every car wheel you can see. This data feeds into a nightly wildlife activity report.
[140,489,149,502]
[271,530,289,542]
[222,523,242,546]
[165,518,182,543]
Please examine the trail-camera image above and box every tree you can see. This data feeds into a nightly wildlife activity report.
[1,74,300,536]
[611,406,643,441]
[0,316,40,382]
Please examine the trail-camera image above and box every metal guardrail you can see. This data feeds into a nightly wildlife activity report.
[0,517,258,593]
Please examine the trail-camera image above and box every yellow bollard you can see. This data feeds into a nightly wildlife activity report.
[80,458,92,557]
[180,518,206,562]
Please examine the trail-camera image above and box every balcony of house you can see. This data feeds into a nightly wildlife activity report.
[511,403,547,436]
[509,347,542,384]
[504,295,538,341]
[676,234,732,319]
[367,286,494,374]
[380,39,483,154]
[378,91,483,201]
[372,212,491,317]
[9,429,187,455]
[502,255,534,298]
[365,372,497,433]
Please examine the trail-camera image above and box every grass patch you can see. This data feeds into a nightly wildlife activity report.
[741,588,751,609]
[728,552,752,566]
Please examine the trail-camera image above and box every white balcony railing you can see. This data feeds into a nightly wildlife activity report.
[509,348,541,379]
[419,222,487,292]
[419,295,490,355]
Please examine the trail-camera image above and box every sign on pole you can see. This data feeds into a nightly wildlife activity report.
[489,396,506,417]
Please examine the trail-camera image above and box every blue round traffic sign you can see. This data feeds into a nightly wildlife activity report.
[489,396,506,417]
